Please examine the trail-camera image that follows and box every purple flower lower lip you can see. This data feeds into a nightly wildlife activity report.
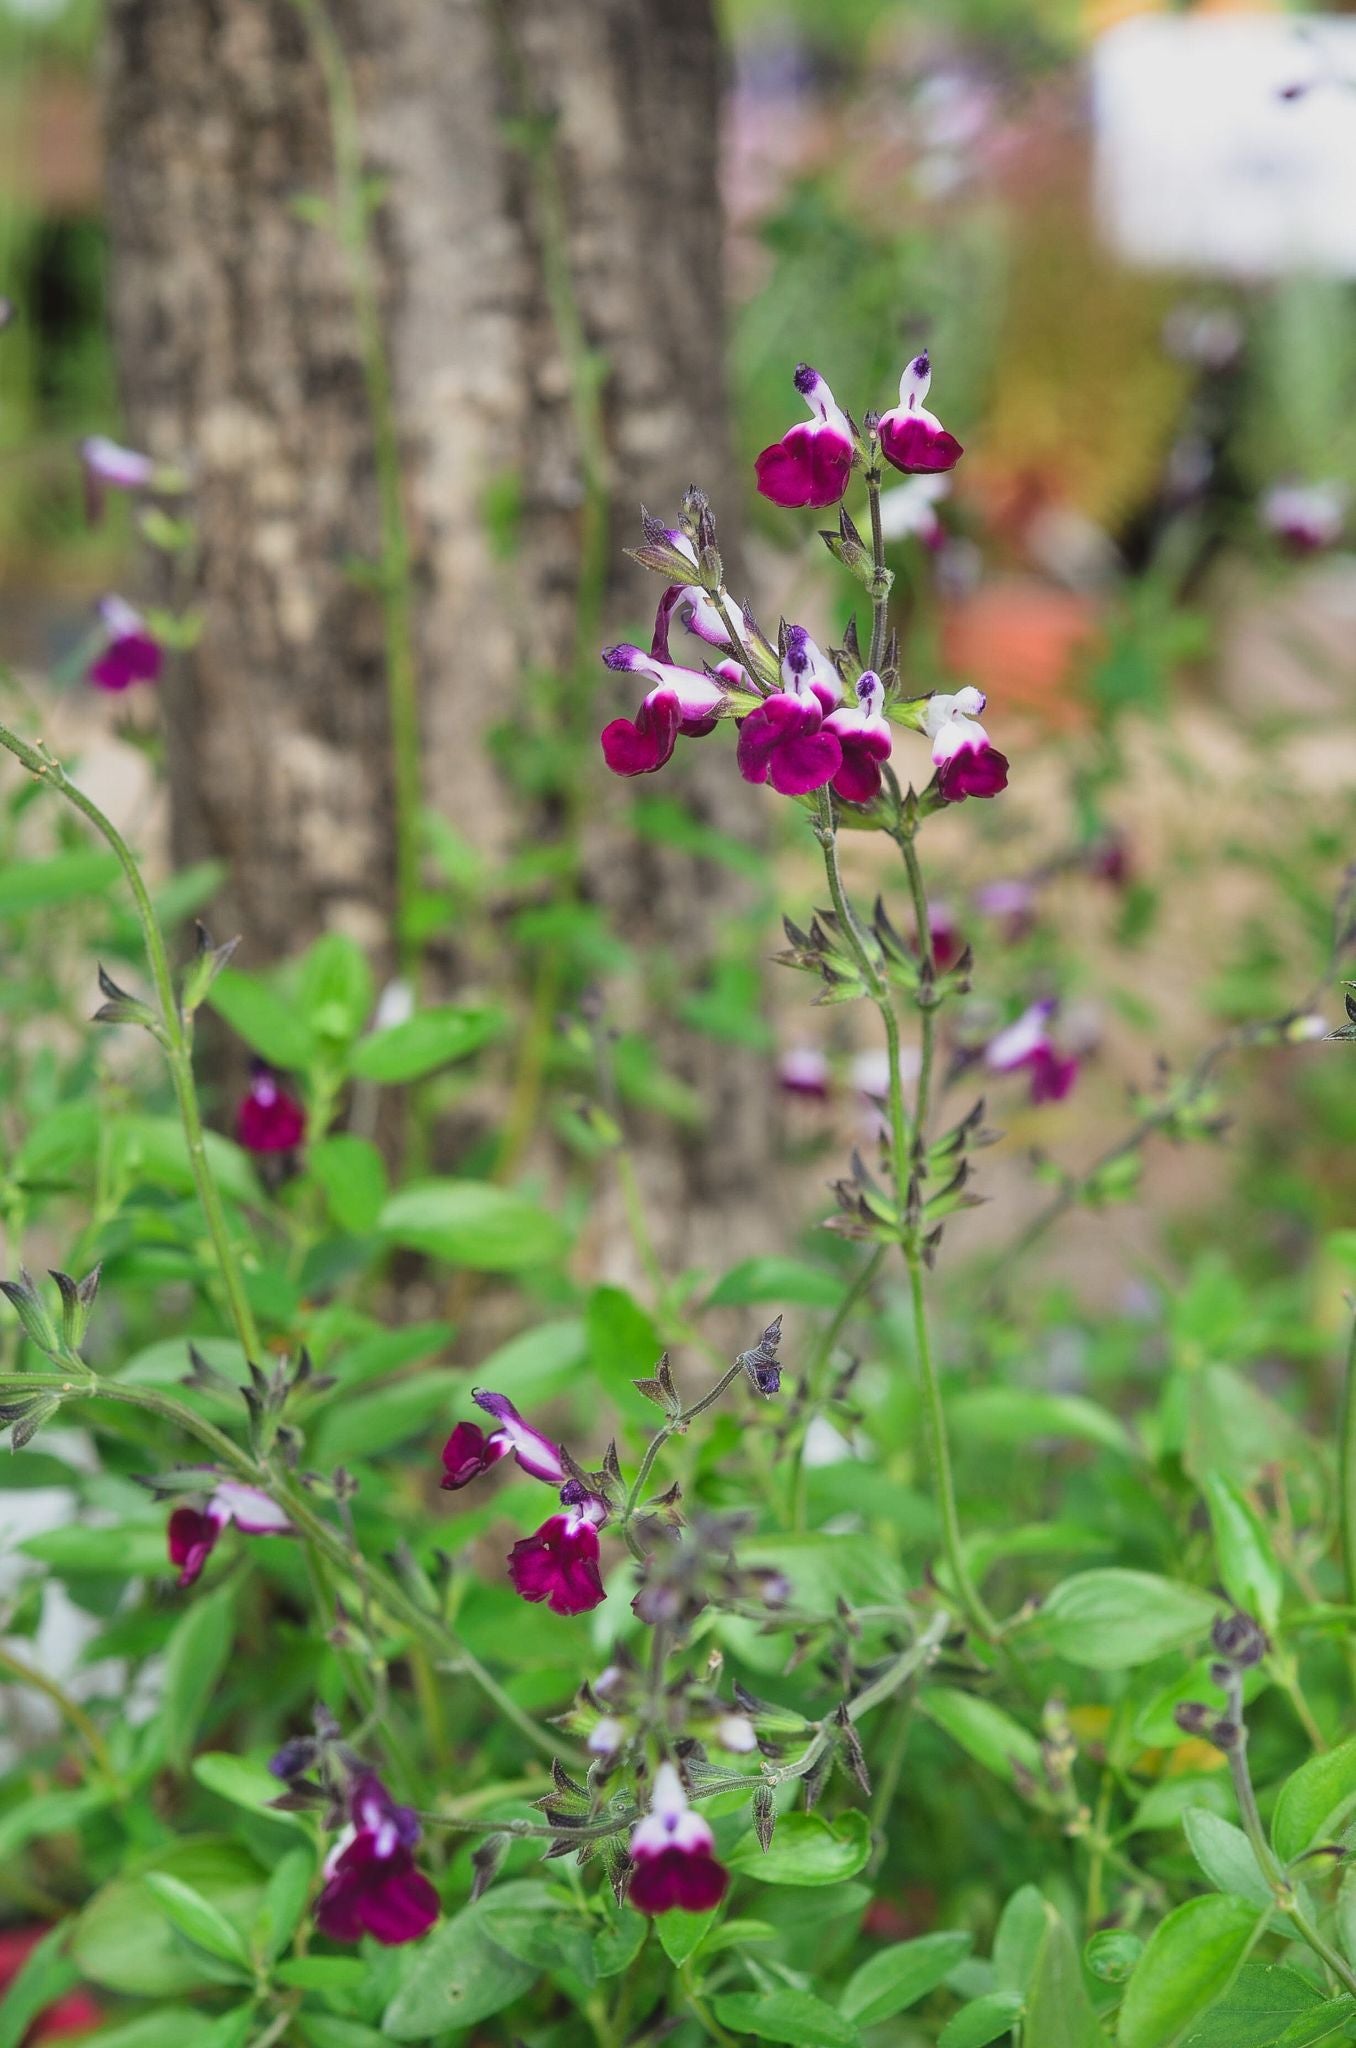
[754,365,855,510]
[508,1510,606,1615]
[628,1763,730,1915]
[316,1772,439,1947]
[737,691,841,796]
[235,1066,306,1153]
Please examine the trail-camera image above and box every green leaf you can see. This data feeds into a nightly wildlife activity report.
[591,1910,648,1977]
[841,1930,973,2024]
[705,1257,846,1309]
[1182,1807,1273,1909]
[209,969,315,1070]
[307,1134,388,1235]
[920,1688,1044,1791]
[993,1885,1048,1994]
[20,1522,167,1577]
[382,1881,551,2038]
[1117,1895,1262,2048]
[297,2019,390,2048]
[348,1003,506,1082]
[936,1991,1025,2047]
[0,1787,109,1861]
[1177,1963,1325,2046]
[1086,1930,1143,1984]
[259,1844,316,1959]
[0,1921,76,2048]
[1274,1998,1356,2046]
[143,1873,252,1970]
[1023,1902,1101,2048]
[586,1284,664,1417]
[111,1116,261,1209]
[72,1839,268,1995]
[156,1585,236,1769]
[478,1898,596,1987]
[74,2011,207,2048]
[309,1369,465,1468]
[274,1956,369,1992]
[379,1180,568,1270]
[726,1810,871,1887]
[1029,1570,1220,1670]
[950,1389,1138,1459]
[191,1752,307,1829]
[0,848,120,916]
[299,933,373,1045]
[1202,1474,1284,1633]
[470,1318,587,1403]
[1272,1736,1356,1865]
[711,1990,861,2047]
[656,1908,718,1967]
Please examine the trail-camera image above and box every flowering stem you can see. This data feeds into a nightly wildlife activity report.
[895,826,937,1141]
[1,1370,570,1764]
[290,0,423,980]
[814,789,911,1184]
[0,716,263,1363]
[905,1256,995,1643]
[622,1358,746,1556]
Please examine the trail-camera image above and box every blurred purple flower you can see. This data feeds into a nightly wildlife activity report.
[316,1773,439,1946]
[87,597,163,693]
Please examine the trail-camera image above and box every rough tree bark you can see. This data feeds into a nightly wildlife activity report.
[102,0,773,1272]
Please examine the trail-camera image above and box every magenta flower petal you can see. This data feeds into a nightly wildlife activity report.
[440,1420,510,1490]
[471,1389,565,1485]
[601,688,682,777]
[236,1066,306,1153]
[737,691,840,795]
[88,631,163,693]
[1029,1046,1079,1104]
[629,1843,730,1914]
[167,1506,221,1589]
[937,743,1009,802]
[316,1774,438,1947]
[508,1511,606,1615]
[879,411,964,475]
[755,424,854,509]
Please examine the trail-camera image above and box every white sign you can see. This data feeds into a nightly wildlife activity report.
[1092,15,1356,278]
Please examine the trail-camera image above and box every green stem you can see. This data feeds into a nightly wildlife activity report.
[786,1247,884,1533]
[0,1641,115,1777]
[905,1254,996,1642]
[897,828,936,1144]
[291,0,423,979]
[1339,1316,1356,1638]
[815,789,911,1188]
[865,466,889,674]
[0,718,262,1361]
[623,1358,746,1551]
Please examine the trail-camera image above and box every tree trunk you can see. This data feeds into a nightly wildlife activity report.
[102,0,773,1274]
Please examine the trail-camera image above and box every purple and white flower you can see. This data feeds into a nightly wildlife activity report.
[754,364,856,510]
[777,1046,830,1099]
[236,1063,306,1154]
[315,1773,439,1947]
[441,1389,566,1490]
[167,1478,292,1589]
[600,638,729,778]
[1259,481,1346,554]
[877,353,964,477]
[974,876,1038,938]
[87,596,163,694]
[922,686,1009,802]
[985,999,1078,1105]
[823,669,893,805]
[508,1497,608,1616]
[628,1763,729,1916]
[80,435,156,522]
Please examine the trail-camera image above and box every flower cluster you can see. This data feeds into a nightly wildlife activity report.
[600,357,1006,811]
[442,1390,608,1616]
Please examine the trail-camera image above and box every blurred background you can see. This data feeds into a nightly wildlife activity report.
[3,0,1356,1303]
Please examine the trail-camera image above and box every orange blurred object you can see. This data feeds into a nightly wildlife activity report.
[940,579,1103,732]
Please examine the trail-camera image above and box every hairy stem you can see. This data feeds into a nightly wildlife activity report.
[0,713,262,1359]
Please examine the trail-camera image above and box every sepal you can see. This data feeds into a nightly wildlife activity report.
[182,921,242,1017]
[92,962,158,1033]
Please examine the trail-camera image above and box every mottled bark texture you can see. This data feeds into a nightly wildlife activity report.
[102,0,773,1270]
